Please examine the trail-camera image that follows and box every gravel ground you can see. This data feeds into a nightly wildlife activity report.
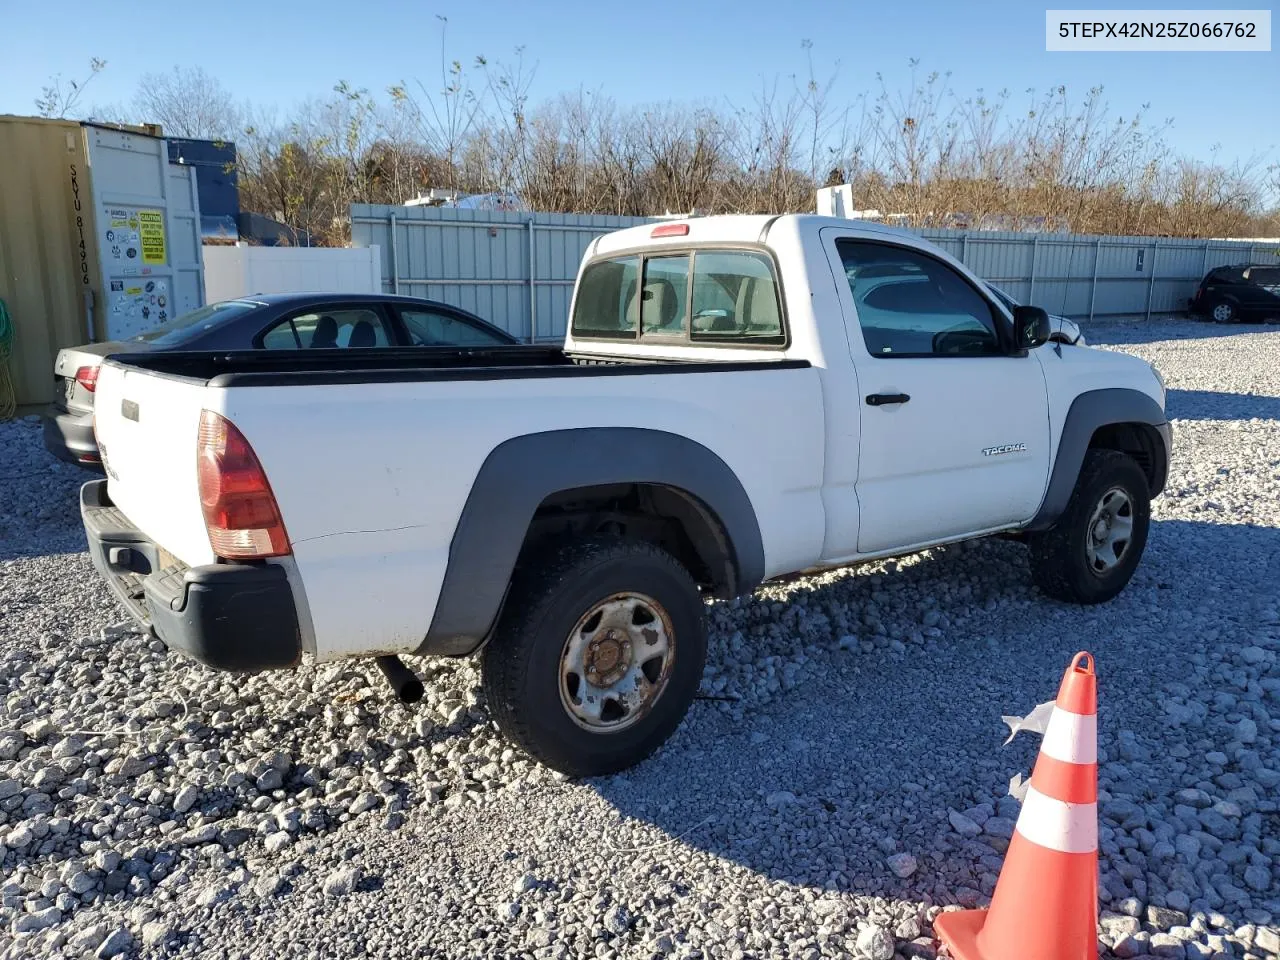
[0,317,1277,960]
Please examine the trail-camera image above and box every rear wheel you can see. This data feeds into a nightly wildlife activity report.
[481,536,707,777]
[1027,450,1151,604]
[1210,299,1237,323]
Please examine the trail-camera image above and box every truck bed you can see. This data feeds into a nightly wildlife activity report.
[92,341,826,663]
[106,346,807,388]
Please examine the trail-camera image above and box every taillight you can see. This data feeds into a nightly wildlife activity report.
[196,410,290,559]
[76,366,99,392]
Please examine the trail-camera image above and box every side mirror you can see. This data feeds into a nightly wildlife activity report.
[1012,305,1051,350]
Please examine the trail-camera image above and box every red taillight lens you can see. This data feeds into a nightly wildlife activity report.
[197,410,290,559]
[76,366,99,392]
[651,222,689,237]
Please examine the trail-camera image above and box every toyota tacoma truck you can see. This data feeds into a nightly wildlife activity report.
[81,214,1171,776]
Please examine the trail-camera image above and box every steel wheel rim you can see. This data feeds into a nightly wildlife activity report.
[1213,303,1233,322]
[1085,486,1134,575]
[559,592,676,733]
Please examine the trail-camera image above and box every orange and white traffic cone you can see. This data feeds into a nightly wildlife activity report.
[935,651,1099,960]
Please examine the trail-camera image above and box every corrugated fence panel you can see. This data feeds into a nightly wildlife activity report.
[350,204,1280,340]
[351,204,652,341]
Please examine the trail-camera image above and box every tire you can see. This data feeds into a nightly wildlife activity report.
[481,536,707,777]
[1210,299,1237,324]
[1027,450,1151,605]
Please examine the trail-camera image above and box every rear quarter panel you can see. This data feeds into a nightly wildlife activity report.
[216,366,826,661]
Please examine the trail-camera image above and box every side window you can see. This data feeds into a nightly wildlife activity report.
[571,257,640,339]
[640,255,690,337]
[260,321,303,349]
[838,241,1002,357]
[690,251,783,342]
[401,309,509,346]
[260,308,392,350]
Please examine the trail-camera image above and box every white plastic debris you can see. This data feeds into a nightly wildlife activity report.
[1001,699,1056,746]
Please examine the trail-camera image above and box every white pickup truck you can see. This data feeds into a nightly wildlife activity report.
[82,214,1171,776]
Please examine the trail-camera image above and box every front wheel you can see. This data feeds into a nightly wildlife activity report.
[1027,450,1151,604]
[481,536,707,777]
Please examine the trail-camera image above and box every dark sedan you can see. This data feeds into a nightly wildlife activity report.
[44,292,518,468]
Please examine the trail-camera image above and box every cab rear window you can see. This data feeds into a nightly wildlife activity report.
[571,248,785,347]
[571,257,640,339]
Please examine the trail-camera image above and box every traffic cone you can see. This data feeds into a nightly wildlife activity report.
[935,651,1099,960]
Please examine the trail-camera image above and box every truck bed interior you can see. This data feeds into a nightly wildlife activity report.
[103,346,808,387]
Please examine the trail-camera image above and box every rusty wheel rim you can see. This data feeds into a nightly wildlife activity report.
[558,592,675,733]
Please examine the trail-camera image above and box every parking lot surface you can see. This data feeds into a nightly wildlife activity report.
[0,319,1277,960]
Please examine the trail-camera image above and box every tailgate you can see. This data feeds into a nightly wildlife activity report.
[93,360,217,567]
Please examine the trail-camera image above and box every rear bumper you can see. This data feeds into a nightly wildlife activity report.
[80,479,301,672]
[43,407,103,469]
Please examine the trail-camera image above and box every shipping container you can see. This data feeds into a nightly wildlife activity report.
[0,116,205,407]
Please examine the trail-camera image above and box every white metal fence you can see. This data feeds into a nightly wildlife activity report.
[351,205,645,341]
[350,203,1280,342]
[202,244,382,303]
[919,231,1280,323]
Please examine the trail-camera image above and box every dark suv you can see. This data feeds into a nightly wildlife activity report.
[1190,264,1280,323]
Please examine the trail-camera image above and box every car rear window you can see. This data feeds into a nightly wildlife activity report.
[130,300,259,347]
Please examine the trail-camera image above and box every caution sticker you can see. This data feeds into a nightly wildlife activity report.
[137,210,166,265]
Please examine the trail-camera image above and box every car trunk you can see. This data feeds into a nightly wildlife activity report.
[51,341,151,416]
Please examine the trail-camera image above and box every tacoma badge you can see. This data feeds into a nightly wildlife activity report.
[983,442,1027,457]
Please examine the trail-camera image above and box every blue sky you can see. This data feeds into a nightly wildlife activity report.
[1,0,1275,168]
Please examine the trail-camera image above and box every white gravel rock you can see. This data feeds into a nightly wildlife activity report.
[95,927,133,958]
[948,810,982,837]
[12,906,62,934]
[172,783,199,814]
[69,922,110,952]
[322,866,362,897]
[887,852,919,878]
[263,830,293,853]
[855,923,895,960]
[141,919,173,947]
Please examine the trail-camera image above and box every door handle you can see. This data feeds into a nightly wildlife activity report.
[866,393,911,406]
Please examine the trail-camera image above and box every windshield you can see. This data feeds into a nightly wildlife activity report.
[130,300,259,347]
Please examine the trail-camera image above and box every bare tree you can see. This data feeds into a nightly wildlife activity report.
[388,16,489,190]
[175,43,1280,242]
[35,58,108,119]
[133,66,241,138]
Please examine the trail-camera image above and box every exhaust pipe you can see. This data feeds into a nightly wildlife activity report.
[375,655,425,704]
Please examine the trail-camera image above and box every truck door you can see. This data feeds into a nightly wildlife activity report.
[824,233,1052,555]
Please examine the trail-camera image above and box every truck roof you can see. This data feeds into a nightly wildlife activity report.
[590,213,926,257]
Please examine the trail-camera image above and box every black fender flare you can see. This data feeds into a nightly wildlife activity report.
[419,427,765,656]
[1028,387,1169,531]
